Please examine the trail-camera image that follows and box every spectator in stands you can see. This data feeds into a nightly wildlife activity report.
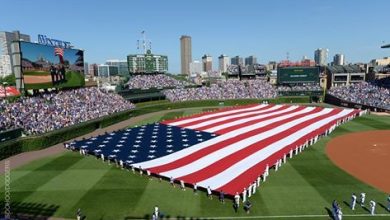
[328,82,390,110]
[126,74,192,89]
[277,83,322,92]
[0,87,135,135]
[163,79,278,102]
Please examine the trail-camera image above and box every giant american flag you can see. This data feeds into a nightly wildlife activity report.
[70,104,361,196]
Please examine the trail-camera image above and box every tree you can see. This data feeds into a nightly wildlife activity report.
[0,74,16,86]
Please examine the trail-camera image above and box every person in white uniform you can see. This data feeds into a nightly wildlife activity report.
[369,200,376,215]
[242,188,247,202]
[360,192,366,206]
[234,192,240,207]
[351,193,357,210]
[252,181,256,194]
[207,186,212,199]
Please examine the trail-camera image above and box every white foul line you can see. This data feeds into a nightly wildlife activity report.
[154,213,390,220]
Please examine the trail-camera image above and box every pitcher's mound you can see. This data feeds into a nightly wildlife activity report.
[326,130,390,193]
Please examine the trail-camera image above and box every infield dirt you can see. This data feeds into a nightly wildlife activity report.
[326,130,390,193]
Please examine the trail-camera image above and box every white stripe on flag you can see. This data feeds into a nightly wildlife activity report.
[185,105,284,129]
[132,106,316,169]
[168,104,266,126]
[205,105,299,133]
[198,109,354,190]
[160,108,333,178]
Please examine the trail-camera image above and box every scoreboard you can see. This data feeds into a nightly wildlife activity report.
[277,67,319,84]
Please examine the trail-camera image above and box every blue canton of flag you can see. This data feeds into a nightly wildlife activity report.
[71,123,217,166]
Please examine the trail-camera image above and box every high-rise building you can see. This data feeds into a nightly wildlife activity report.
[370,57,390,66]
[89,63,98,76]
[231,56,244,66]
[0,55,12,78]
[202,54,212,72]
[314,48,329,66]
[180,35,192,75]
[84,62,89,76]
[333,54,345,66]
[189,60,202,76]
[218,54,230,73]
[0,30,30,76]
[105,59,129,75]
[98,64,119,77]
[245,55,257,66]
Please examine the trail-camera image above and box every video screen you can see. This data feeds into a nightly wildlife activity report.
[277,67,319,84]
[20,41,85,89]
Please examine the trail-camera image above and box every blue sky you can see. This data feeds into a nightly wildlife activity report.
[1,0,389,73]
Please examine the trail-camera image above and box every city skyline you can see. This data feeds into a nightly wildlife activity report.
[1,0,389,73]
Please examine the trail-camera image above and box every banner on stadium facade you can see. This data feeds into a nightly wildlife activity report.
[0,86,21,97]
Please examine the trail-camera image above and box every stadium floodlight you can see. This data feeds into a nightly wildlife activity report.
[381,43,390,48]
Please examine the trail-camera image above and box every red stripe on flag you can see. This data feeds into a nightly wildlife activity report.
[149,107,323,174]
[176,104,275,128]
[217,109,359,195]
[196,105,292,133]
[214,106,306,134]
[177,108,343,184]
[161,104,261,125]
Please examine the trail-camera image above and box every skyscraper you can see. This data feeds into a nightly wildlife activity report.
[0,55,12,78]
[202,54,212,72]
[314,48,329,66]
[189,60,202,76]
[89,63,98,76]
[105,59,129,75]
[218,54,230,73]
[180,35,192,76]
[231,56,244,66]
[0,30,30,76]
[333,54,345,66]
[245,55,257,66]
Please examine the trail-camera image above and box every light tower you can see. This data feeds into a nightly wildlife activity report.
[381,43,390,48]
[137,31,152,54]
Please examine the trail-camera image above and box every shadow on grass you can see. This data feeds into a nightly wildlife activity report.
[378,202,388,211]
[362,206,370,213]
[324,207,335,220]
[0,201,59,220]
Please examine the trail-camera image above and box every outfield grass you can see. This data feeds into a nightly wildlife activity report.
[0,112,389,219]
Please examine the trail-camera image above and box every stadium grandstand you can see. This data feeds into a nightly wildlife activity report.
[0,87,135,135]
[126,74,193,89]
[163,79,278,102]
[327,80,390,111]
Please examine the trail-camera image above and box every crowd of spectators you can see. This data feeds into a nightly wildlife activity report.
[126,74,192,89]
[369,77,390,89]
[0,88,135,135]
[328,82,390,110]
[277,83,322,92]
[163,80,278,102]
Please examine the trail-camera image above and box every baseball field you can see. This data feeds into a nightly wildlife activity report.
[0,106,389,220]
[23,71,85,90]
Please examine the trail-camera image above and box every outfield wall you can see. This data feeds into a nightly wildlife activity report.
[0,96,310,160]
